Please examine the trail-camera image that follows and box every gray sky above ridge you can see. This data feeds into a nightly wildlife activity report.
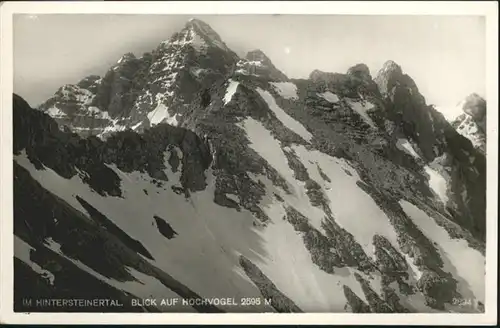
[14,14,485,119]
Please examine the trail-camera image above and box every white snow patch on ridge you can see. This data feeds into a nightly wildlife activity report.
[246,60,263,67]
[131,122,142,130]
[188,27,207,51]
[346,99,376,128]
[404,253,423,280]
[424,166,448,204]
[87,106,112,120]
[396,139,421,159]
[270,82,298,100]
[256,88,313,142]
[456,116,482,148]
[400,201,485,305]
[224,80,239,105]
[46,106,67,118]
[318,91,339,103]
[147,103,179,126]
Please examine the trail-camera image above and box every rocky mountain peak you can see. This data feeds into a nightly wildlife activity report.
[308,69,327,81]
[379,60,403,76]
[374,60,404,95]
[185,18,217,34]
[451,93,487,153]
[77,75,101,89]
[168,17,232,52]
[346,63,372,80]
[236,49,288,81]
[461,93,486,122]
[245,49,271,64]
[117,52,137,64]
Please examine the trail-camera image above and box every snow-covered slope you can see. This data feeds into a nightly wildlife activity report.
[14,19,487,314]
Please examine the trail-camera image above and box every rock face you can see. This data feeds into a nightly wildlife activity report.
[373,62,486,241]
[15,18,486,314]
[451,93,487,154]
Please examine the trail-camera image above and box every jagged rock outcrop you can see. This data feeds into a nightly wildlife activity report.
[451,93,486,154]
[38,19,239,139]
[373,61,486,241]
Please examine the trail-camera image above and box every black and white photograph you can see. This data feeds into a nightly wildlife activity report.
[0,1,497,325]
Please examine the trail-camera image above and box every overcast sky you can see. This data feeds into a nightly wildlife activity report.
[14,14,485,119]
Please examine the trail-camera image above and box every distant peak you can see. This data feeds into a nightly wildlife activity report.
[308,69,338,82]
[117,52,136,64]
[466,93,485,102]
[184,18,218,37]
[461,93,486,121]
[177,17,230,52]
[374,60,404,95]
[379,60,402,75]
[186,18,209,29]
[245,49,271,63]
[347,63,372,80]
[238,49,288,81]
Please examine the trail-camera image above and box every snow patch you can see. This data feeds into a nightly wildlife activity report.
[400,201,485,304]
[396,139,421,159]
[100,123,128,136]
[424,166,448,204]
[15,236,56,286]
[404,253,423,280]
[147,103,179,127]
[292,145,401,259]
[456,115,483,149]
[318,91,340,103]
[190,67,206,77]
[14,151,270,312]
[46,106,67,118]
[188,27,207,51]
[246,60,263,67]
[223,80,239,105]
[87,106,112,120]
[256,88,313,142]
[225,193,239,203]
[238,118,326,233]
[345,99,376,128]
[131,122,142,130]
[253,201,370,311]
[238,118,400,259]
[270,82,298,100]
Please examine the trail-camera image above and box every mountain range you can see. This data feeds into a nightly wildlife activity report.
[14,18,486,313]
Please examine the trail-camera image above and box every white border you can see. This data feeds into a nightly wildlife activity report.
[0,1,498,325]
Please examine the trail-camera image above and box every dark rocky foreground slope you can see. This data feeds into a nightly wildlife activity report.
[14,18,486,314]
